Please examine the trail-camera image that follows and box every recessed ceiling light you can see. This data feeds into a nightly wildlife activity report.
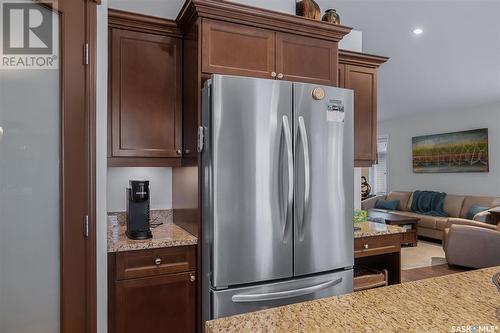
[413,28,423,35]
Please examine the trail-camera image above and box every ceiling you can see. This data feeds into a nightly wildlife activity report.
[109,0,500,121]
[317,0,500,121]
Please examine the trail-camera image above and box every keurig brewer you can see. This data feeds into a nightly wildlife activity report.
[126,180,152,240]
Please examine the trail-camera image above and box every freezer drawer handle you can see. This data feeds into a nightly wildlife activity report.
[231,278,342,303]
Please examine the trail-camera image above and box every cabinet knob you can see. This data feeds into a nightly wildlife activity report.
[176,149,182,155]
[190,274,196,282]
[184,148,192,155]
[154,258,162,265]
[363,244,369,249]
[277,73,284,79]
[271,71,277,78]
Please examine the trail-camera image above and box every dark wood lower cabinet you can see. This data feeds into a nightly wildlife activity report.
[115,273,196,333]
[354,233,402,285]
[109,246,196,333]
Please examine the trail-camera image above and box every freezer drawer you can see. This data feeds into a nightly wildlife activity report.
[211,269,353,319]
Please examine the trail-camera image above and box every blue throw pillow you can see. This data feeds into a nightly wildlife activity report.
[466,204,489,220]
[374,199,400,211]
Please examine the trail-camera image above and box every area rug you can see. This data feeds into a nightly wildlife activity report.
[401,240,447,270]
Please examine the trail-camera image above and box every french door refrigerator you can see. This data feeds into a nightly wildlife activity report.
[201,75,354,321]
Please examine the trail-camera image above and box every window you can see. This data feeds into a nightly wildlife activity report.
[369,136,389,195]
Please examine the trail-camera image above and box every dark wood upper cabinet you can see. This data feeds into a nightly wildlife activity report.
[276,32,337,86]
[345,65,378,164]
[338,50,389,167]
[202,19,275,79]
[108,10,183,167]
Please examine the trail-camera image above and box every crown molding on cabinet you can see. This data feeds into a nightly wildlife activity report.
[108,8,182,38]
[339,49,389,68]
[177,0,352,42]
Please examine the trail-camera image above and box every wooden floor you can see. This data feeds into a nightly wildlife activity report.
[401,264,471,283]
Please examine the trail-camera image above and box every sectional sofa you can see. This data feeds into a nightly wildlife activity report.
[361,191,500,240]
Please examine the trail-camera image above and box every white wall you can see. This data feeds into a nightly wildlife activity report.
[229,0,294,13]
[379,103,500,197]
[107,168,173,211]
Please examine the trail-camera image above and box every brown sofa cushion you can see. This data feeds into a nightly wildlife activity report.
[435,217,450,230]
[443,195,465,217]
[459,196,500,218]
[406,193,414,211]
[447,217,498,231]
[392,211,438,229]
[417,215,438,229]
[386,191,412,211]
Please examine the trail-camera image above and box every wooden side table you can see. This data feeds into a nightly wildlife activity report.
[354,222,403,285]
[488,207,500,225]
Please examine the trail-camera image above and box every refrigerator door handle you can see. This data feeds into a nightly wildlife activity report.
[298,116,311,240]
[282,115,293,240]
[231,278,342,303]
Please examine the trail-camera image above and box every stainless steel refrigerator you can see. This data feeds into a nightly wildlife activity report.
[201,74,354,321]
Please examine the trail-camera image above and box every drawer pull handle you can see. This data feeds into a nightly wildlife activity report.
[277,73,284,79]
[190,274,196,282]
[363,244,369,249]
[154,258,162,265]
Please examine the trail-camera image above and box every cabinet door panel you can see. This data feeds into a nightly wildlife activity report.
[115,272,196,333]
[202,19,275,79]
[338,63,346,88]
[344,65,377,165]
[111,28,182,158]
[276,33,337,86]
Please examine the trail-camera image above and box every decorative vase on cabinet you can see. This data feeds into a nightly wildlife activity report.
[296,0,321,20]
[322,9,341,24]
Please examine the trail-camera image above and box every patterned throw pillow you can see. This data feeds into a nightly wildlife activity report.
[466,204,489,220]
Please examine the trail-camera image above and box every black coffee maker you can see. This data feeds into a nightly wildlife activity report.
[126,180,152,240]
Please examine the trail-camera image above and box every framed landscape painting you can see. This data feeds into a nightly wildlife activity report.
[412,128,489,173]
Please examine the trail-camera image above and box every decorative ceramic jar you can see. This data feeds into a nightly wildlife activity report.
[296,0,321,21]
[322,9,340,24]
[361,176,371,199]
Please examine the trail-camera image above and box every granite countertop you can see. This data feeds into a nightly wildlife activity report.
[354,221,405,238]
[107,217,197,253]
[206,267,500,333]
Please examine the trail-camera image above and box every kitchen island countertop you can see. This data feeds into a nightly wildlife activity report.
[206,267,500,333]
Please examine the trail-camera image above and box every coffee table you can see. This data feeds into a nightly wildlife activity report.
[368,209,419,246]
